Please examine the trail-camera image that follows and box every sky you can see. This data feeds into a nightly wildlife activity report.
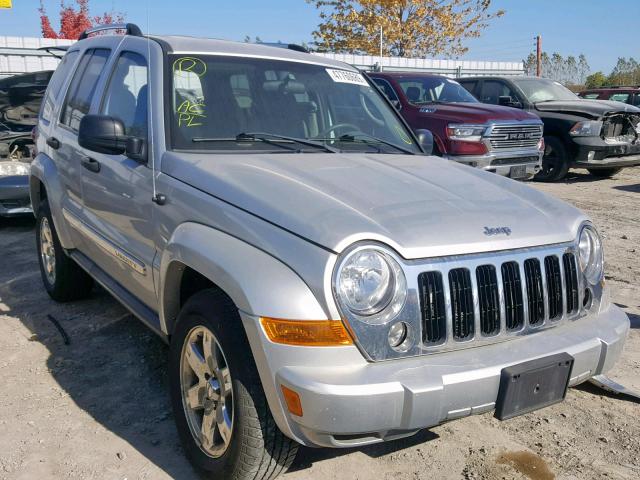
[1,0,637,74]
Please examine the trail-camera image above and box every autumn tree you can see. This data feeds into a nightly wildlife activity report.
[39,0,124,40]
[307,0,504,57]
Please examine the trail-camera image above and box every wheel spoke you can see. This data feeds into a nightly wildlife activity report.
[216,406,232,445]
[219,367,232,396]
[185,342,208,380]
[202,331,219,372]
[201,404,216,449]
[186,384,206,409]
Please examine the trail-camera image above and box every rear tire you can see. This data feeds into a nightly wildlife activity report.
[36,201,94,302]
[169,289,298,480]
[534,136,569,182]
[587,167,622,179]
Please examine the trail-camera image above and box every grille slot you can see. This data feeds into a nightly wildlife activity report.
[563,253,579,314]
[476,265,500,336]
[448,268,474,340]
[488,124,543,150]
[501,261,524,330]
[418,271,447,344]
[524,259,545,325]
[545,256,563,320]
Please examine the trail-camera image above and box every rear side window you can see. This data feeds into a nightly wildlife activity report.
[41,50,79,122]
[60,49,111,131]
[580,93,600,99]
[608,93,630,103]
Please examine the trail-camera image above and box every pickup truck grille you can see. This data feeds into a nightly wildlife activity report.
[487,124,543,150]
[418,248,581,347]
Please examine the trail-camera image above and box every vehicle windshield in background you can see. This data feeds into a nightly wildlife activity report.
[169,55,421,154]
[397,77,479,104]
[512,78,579,103]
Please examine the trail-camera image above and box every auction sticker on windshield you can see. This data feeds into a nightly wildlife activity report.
[326,68,369,86]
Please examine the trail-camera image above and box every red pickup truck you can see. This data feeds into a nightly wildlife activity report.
[369,72,544,180]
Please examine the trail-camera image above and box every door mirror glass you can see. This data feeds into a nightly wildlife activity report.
[78,114,127,155]
[415,128,434,155]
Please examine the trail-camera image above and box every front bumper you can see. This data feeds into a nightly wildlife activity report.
[572,136,640,168]
[0,174,32,216]
[445,148,543,179]
[243,304,629,448]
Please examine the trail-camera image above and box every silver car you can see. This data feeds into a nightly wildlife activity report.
[30,24,629,480]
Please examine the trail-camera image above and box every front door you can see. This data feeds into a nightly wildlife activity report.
[79,48,157,309]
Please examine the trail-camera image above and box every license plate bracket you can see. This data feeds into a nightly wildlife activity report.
[509,165,527,179]
[495,353,574,420]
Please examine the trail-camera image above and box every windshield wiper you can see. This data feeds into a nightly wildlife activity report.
[192,134,299,152]
[240,132,339,153]
[336,133,416,155]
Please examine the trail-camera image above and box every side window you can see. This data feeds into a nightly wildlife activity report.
[633,94,640,107]
[60,49,111,131]
[459,80,478,98]
[608,93,630,104]
[102,52,148,138]
[480,80,518,104]
[580,93,600,99]
[372,78,399,103]
[41,50,79,122]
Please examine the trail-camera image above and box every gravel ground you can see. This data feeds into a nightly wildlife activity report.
[0,168,638,480]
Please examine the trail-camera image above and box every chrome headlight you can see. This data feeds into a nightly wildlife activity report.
[569,121,603,137]
[335,246,407,324]
[0,162,30,177]
[446,124,486,142]
[578,225,604,285]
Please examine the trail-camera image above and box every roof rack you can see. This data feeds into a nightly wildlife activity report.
[257,42,309,53]
[78,23,143,41]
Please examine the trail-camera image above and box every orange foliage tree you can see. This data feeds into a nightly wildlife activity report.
[39,0,124,39]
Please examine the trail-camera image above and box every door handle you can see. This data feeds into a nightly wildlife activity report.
[81,157,101,173]
[46,136,60,149]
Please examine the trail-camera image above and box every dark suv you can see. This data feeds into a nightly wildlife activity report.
[578,86,640,107]
[369,72,544,180]
[460,76,640,181]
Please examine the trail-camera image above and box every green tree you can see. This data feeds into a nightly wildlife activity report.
[585,71,607,89]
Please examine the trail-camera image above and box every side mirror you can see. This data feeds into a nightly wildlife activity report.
[415,129,434,155]
[498,95,522,109]
[391,99,402,111]
[79,114,127,155]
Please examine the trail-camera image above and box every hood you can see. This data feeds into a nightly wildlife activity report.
[534,99,640,119]
[414,102,539,124]
[162,152,586,259]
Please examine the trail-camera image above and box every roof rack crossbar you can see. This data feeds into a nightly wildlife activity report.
[78,23,143,41]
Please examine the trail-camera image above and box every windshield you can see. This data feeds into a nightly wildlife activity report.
[513,78,578,103]
[397,76,478,104]
[168,55,421,154]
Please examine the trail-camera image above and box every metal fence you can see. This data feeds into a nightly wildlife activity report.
[1,36,525,79]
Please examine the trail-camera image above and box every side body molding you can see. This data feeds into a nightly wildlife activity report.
[160,222,329,335]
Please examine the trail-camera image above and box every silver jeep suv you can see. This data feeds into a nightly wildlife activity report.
[30,24,629,479]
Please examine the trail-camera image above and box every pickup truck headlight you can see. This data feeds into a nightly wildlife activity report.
[0,162,30,177]
[335,246,407,322]
[446,124,486,142]
[578,225,604,285]
[569,121,603,137]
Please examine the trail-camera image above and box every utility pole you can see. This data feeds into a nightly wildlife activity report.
[379,25,383,70]
[536,35,542,77]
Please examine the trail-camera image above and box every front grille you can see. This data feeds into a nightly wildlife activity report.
[417,246,582,349]
[449,268,474,340]
[418,271,446,344]
[487,124,543,150]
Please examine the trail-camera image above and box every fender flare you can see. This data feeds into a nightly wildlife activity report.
[159,222,328,335]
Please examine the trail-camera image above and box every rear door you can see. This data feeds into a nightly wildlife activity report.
[79,40,156,308]
[54,48,111,239]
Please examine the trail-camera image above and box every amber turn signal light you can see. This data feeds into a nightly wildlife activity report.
[260,318,353,347]
[281,385,303,417]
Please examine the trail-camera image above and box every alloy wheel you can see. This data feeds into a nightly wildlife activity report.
[180,325,234,458]
[39,217,56,285]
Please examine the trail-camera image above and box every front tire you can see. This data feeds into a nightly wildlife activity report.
[535,136,569,182]
[36,201,94,302]
[169,289,298,480]
[587,167,622,178]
